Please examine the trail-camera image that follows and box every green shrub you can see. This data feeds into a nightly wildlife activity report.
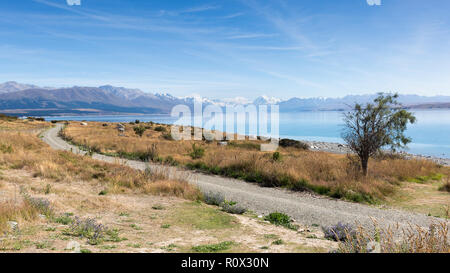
[264,212,298,230]
[272,239,284,245]
[162,133,174,140]
[272,152,282,162]
[154,126,166,132]
[439,181,450,193]
[189,144,205,159]
[0,144,13,153]
[192,241,234,253]
[279,139,309,150]
[133,126,147,137]
[221,203,246,215]
[54,213,73,225]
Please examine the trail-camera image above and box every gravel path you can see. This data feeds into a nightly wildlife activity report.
[42,124,446,229]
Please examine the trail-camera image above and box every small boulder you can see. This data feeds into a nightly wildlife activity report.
[366,241,381,253]
[7,221,18,231]
[66,241,81,253]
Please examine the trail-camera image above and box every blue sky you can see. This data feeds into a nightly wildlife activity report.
[1,0,450,99]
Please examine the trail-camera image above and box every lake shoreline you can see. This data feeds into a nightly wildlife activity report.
[303,140,450,166]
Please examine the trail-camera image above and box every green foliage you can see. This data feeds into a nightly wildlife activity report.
[264,212,298,230]
[0,144,13,154]
[133,126,147,137]
[189,143,205,159]
[272,152,282,162]
[272,239,284,245]
[44,184,52,195]
[343,93,416,175]
[154,126,166,132]
[279,139,309,150]
[221,202,247,215]
[162,133,174,140]
[191,241,234,253]
[54,213,73,225]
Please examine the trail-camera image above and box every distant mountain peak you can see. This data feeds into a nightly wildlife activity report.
[0,81,42,94]
[253,95,281,105]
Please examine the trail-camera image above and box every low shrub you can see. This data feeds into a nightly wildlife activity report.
[192,241,234,253]
[23,194,53,217]
[189,144,205,159]
[221,202,246,215]
[133,126,147,137]
[203,191,225,206]
[279,139,309,150]
[162,133,174,141]
[322,222,356,242]
[439,179,450,193]
[154,126,166,132]
[272,152,282,162]
[64,217,110,245]
[264,212,298,230]
[54,213,73,225]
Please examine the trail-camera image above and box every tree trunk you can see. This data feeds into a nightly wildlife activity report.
[361,156,369,176]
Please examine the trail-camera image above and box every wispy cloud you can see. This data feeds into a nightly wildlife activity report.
[225,33,278,40]
[221,12,245,19]
[32,0,109,21]
[159,5,221,16]
[241,0,335,57]
[258,69,324,89]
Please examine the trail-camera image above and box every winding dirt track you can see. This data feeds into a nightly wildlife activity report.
[41,124,446,229]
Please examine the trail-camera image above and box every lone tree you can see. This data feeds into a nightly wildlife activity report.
[342,93,416,176]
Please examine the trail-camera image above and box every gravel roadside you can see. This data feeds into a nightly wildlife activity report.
[41,124,447,229]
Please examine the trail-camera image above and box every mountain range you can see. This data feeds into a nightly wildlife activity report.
[0,81,449,116]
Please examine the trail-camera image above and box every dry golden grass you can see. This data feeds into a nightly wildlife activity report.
[338,220,449,253]
[0,121,201,201]
[62,121,449,203]
[0,200,39,234]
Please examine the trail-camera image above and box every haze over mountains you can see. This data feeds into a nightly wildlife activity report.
[0,81,449,116]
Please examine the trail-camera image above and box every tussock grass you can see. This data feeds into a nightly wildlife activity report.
[62,122,449,203]
[337,220,449,253]
[0,200,39,233]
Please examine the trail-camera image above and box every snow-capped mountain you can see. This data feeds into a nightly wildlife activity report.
[253,95,282,105]
[0,81,45,94]
[1,81,449,116]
